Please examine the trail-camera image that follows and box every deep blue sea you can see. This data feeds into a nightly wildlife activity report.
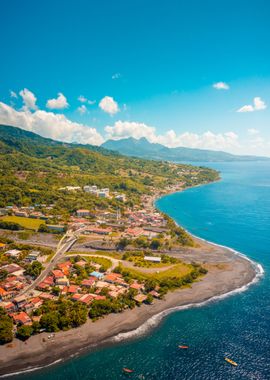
[12,162,270,380]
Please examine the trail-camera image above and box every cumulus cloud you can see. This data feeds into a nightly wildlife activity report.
[10,90,18,98]
[112,73,121,80]
[78,95,96,105]
[248,128,259,136]
[237,97,267,113]
[19,88,38,110]
[77,105,87,114]
[105,120,240,151]
[46,92,69,110]
[0,101,103,146]
[213,82,230,90]
[99,96,119,115]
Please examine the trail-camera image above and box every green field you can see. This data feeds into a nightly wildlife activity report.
[1,216,45,231]
[122,262,192,281]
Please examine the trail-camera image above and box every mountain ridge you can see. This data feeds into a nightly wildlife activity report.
[102,137,270,162]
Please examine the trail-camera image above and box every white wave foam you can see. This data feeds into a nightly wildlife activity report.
[0,359,63,378]
[112,236,264,343]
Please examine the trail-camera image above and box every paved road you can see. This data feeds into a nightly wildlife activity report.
[20,232,77,297]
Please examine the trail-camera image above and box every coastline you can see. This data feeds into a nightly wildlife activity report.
[0,182,262,377]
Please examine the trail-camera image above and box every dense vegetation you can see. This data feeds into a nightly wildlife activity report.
[0,125,219,214]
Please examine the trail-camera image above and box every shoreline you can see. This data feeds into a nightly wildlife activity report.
[0,182,262,377]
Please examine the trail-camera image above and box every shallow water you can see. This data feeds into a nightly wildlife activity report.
[11,162,270,380]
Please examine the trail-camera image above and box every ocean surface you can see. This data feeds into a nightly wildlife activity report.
[12,162,270,380]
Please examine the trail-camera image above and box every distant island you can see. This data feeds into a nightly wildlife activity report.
[0,124,257,375]
[102,137,270,162]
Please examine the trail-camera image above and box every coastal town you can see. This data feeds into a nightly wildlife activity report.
[0,182,207,343]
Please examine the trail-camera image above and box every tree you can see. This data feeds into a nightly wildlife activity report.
[0,307,13,344]
[0,269,8,281]
[24,261,43,278]
[116,237,130,250]
[145,294,154,305]
[150,238,162,250]
[17,325,33,341]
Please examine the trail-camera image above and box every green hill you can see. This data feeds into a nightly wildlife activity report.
[0,125,219,212]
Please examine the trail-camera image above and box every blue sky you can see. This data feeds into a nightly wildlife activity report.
[0,0,269,155]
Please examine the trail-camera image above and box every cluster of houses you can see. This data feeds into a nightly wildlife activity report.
[0,256,161,330]
[0,247,44,314]
[59,184,126,201]
[0,205,52,219]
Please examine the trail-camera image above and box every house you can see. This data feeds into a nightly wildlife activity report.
[81,278,95,288]
[47,225,66,233]
[76,209,90,217]
[144,256,161,263]
[5,249,22,258]
[0,301,16,312]
[14,211,28,217]
[2,264,23,274]
[55,276,69,286]
[68,285,80,294]
[115,194,126,202]
[43,276,54,286]
[11,311,32,326]
[130,282,145,291]
[13,295,27,309]
[125,228,145,238]
[133,294,147,303]
[36,282,50,291]
[90,271,104,280]
[0,287,9,301]
[78,294,93,305]
[25,251,40,262]
[149,290,160,298]
[52,269,65,279]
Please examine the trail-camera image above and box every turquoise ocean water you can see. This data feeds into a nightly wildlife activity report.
[11,162,270,380]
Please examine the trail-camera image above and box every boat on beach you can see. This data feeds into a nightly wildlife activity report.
[225,357,238,366]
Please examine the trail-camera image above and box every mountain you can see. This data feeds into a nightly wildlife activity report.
[102,137,270,162]
[0,124,219,208]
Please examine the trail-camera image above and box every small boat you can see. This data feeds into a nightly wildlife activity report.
[178,345,189,349]
[225,357,238,367]
[123,368,134,373]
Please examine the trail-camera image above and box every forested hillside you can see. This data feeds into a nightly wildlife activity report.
[0,125,219,215]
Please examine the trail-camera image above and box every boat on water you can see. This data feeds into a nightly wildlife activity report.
[123,368,134,373]
[178,345,189,349]
[224,357,238,366]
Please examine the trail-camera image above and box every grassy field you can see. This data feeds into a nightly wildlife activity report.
[122,262,192,281]
[1,216,45,231]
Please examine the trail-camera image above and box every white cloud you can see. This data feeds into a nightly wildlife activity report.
[46,92,69,110]
[112,73,121,80]
[78,95,96,105]
[213,82,230,90]
[77,105,87,114]
[0,101,104,146]
[78,95,87,103]
[99,96,119,115]
[10,90,18,99]
[105,120,240,151]
[248,128,259,136]
[237,97,267,113]
[19,88,38,110]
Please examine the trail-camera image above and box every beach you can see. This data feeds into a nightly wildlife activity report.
[0,238,258,377]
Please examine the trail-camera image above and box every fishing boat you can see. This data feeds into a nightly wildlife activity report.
[224,357,238,366]
[178,345,189,349]
[123,368,134,373]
